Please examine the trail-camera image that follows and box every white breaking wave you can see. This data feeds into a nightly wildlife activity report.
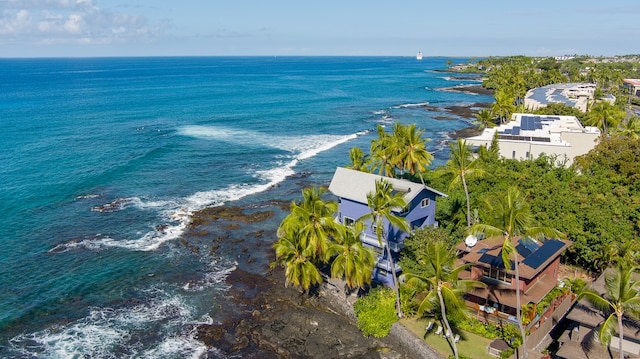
[8,289,213,359]
[55,127,363,252]
[392,102,429,108]
[182,260,237,292]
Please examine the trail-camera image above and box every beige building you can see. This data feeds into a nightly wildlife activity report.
[465,113,600,166]
[623,79,640,97]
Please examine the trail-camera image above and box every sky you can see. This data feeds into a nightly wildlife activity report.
[1,0,639,58]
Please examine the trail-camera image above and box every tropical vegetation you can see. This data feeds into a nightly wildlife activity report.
[401,237,485,359]
[272,55,640,358]
[353,287,398,337]
[358,178,410,318]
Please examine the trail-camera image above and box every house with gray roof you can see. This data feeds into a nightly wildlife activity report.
[524,83,595,112]
[328,167,446,286]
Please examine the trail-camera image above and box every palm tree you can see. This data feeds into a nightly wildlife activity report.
[280,186,339,263]
[272,226,323,292]
[358,179,410,318]
[391,123,433,183]
[468,186,563,359]
[585,101,625,137]
[436,140,485,227]
[579,265,640,359]
[369,125,396,177]
[492,89,516,124]
[614,116,640,139]
[475,108,496,130]
[347,147,370,172]
[402,240,485,359]
[329,221,376,292]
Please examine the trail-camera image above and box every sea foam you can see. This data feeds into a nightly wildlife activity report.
[8,288,211,358]
[55,127,362,253]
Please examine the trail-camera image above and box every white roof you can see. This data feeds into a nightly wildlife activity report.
[466,113,600,146]
[328,167,446,204]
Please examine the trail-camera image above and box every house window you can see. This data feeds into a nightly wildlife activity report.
[512,150,516,159]
[344,217,355,227]
[421,198,430,208]
[525,151,530,159]
[483,267,512,284]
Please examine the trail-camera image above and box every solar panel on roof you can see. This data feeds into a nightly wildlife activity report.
[516,238,540,258]
[522,239,565,269]
[478,253,511,268]
[516,238,540,257]
[512,127,520,135]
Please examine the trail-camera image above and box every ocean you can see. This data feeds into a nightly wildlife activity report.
[0,56,490,358]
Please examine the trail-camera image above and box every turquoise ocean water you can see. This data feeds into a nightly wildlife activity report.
[0,56,490,357]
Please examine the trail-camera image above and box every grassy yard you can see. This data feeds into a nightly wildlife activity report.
[400,317,496,359]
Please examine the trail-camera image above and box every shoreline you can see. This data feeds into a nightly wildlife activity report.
[196,264,437,358]
[190,198,443,358]
[190,89,494,358]
[439,84,494,96]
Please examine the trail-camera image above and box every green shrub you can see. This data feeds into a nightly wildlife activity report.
[457,318,499,339]
[399,284,419,317]
[353,287,398,338]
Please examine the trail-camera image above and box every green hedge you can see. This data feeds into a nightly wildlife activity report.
[353,287,398,338]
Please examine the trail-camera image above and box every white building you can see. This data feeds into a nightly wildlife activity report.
[465,113,600,166]
[524,83,596,112]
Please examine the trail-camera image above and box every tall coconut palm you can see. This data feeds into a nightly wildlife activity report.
[280,186,339,263]
[585,101,625,137]
[579,265,640,359]
[492,89,516,124]
[402,240,485,359]
[271,226,323,292]
[358,179,410,318]
[347,146,370,172]
[391,123,433,184]
[369,125,396,177]
[468,186,563,359]
[436,140,485,227]
[329,221,376,292]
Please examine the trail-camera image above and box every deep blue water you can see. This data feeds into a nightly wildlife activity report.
[0,56,490,357]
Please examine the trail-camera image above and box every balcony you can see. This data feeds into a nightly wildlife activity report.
[376,258,402,273]
[360,233,404,252]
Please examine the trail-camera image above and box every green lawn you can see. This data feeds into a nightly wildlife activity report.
[400,318,496,359]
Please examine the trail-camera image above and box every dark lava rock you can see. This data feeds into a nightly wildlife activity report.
[196,268,416,358]
[190,206,275,227]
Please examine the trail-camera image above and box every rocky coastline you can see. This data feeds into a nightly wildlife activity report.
[190,204,442,358]
[190,91,495,358]
[196,266,441,358]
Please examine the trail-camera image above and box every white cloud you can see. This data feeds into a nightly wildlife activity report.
[0,0,164,45]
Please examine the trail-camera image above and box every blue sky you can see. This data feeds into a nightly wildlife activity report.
[1,0,638,57]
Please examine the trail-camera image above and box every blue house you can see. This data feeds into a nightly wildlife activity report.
[328,167,447,286]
